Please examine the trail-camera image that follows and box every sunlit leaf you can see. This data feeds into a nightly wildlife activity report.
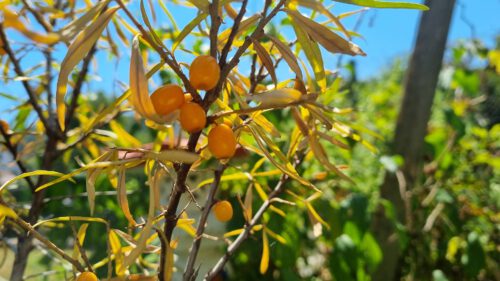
[248,88,302,106]
[268,35,303,80]
[57,6,120,130]
[286,9,366,56]
[173,13,208,51]
[291,0,351,39]
[332,0,428,10]
[251,38,278,86]
[291,19,325,90]
[260,229,269,274]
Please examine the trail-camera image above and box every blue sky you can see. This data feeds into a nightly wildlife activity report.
[0,0,499,120]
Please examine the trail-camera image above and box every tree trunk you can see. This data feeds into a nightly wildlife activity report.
[372,1,456,280]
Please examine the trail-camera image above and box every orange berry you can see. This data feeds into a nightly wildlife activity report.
[150,84,185,116]
[0,120,9,132]
[76,272,98,281]
[179,102,206,133]
[213,200,233,222]
[208,124,237,159]
[189,55,220,91]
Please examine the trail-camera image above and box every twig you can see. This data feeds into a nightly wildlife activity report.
[12,218,86,272]
[183,164,226,281]
[205,173,289,280]
[65,44,98,130]
[207,97,316,122]
[219,0,249,66]
[114,0,201,102]
[209,0,221,58]
[0,25,51,134]
[20,0,53,32]
[69,222,94,271]
[0,126,36,191]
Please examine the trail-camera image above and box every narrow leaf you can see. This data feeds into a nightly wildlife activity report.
[251,38,278,86]
[260,230,269,274]
[0,170,71,193]
[268,35,303,80]
[173,13,208,50]
[117,166,136,226]
[248,88,302,106]
[57,6,120,130]
[332,0,428,10]
[286,9,366,56]
[291,19,325,90]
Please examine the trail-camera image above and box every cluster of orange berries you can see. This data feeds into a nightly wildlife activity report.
[150,55,237,160]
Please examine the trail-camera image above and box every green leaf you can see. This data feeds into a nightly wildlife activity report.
[332,0,428,10]
[291,19,326,91]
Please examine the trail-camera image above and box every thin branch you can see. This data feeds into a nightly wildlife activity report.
[183,164,226,281]
[207,95,318,121]
[0,126,36,191]
[205,174,288,280]
[114,0,201,102]
[20,0,53,32]
[12,218,86,272]
[209,0,222,58]
[69,222,94,271]
[65,45,98,129]
[205,153,304,279]
[0,25,51,134]
[219,0,249,66]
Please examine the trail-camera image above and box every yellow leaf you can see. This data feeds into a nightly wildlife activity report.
[173,13,208,51]
[110,120,142,148]
[248,88,302,106]
[72,223,89,263]
[218,14,261,49]
[144,150,199,164]
[268,35,303,80]
[117,166,136,226]
[291,19,325,91]
[251,38,278,86]
[0,204,18,224]
[265,227,287,245]
[290,0,352,39]
[260,230,269,274]
[33,216,109,228]
[0,170,72,193]
[58,0,112,42]
[109,230,126,276]
[57,6,120,130]
[86,151,112,215]
[129,35,177,124]
[285,9,366,56]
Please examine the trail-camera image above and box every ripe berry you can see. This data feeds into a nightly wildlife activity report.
[76,272,98,281]
[189,55,220,91]
[213,200,233,222]
[179,102,206,133]
[208,124,237,159]
[150,84,185,116]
